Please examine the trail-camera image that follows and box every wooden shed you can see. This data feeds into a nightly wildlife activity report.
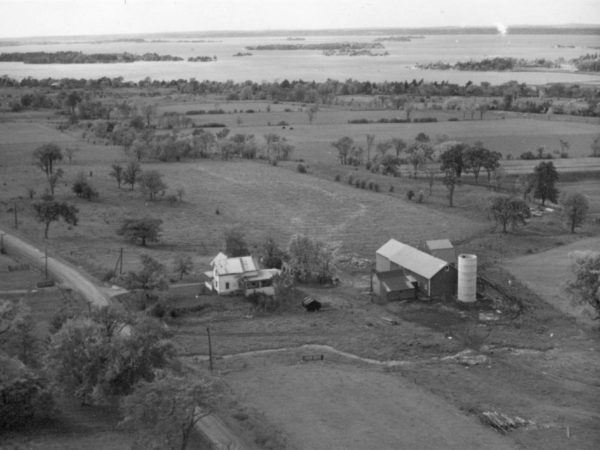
[373,270,417,301]
[425,239,456,265]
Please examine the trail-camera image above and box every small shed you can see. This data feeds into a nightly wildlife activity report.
[425,239,456,265]
[373,270,417,301]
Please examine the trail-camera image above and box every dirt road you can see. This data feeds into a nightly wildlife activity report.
[0,227,109,307]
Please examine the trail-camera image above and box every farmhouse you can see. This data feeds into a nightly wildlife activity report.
[374,239,457,299]
[204,252,280,296]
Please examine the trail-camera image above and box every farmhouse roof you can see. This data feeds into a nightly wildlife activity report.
[425,239,454,250]
[242,268,281,282]
[212,254,258,275]
[376,270,415,292]
[377,239,449,279]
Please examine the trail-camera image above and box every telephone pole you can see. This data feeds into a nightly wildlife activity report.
[207,327,213,372]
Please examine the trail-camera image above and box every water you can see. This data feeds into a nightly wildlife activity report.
[1,33,599,84]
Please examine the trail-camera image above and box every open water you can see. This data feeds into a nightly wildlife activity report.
[1,33,599,84]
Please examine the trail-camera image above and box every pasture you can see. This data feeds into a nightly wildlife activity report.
[503,236,600,322]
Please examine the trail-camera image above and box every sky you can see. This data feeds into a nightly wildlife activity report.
[0,0,599,38]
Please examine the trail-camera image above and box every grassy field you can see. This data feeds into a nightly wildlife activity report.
[503,236,600,322]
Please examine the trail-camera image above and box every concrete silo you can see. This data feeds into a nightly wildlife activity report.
[457,254,477,303]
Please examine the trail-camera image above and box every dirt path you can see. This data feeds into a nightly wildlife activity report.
[0,227,109,307]
[227,362,518,450]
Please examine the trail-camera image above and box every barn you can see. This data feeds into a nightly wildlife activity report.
[375,239,457,299]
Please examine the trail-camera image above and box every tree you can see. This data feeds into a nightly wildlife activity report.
[568,251,600,318]
[488,196,530,233]
[0,301,42,368]
[439,143,466,178]
[380,154,400,176]
[65,91,81,115]
[47,168,64,196]
[591,134,600,157]
[561,193,589,233]
[482,150,502,183]
[443,169,458,207]
[172,254,193,281]
[123,160,142,191]
[306,104,319,124]
[259,235,285,269]
[287,235,336,284]
[141,104,156,128]
[406,143,433,178]
[515,174,535,201]
[391,138,407,158]
[140,170,167,201]
[33,143,62,177]
[533,161,559,206]
[376,140,393,159]
[117,218,163,246]
[463,142,487,184]
[72,172,99,201]
[65,147,79,165]
[33,200,78,238]
[224,227,249,257]
[332,137,354,165]
[46,309,174,404]
[365,134,375,164]
[110,163,124,189]
[122,255,169,292]
[120,372,217,450]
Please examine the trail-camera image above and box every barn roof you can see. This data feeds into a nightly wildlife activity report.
[425,239,454,250]
[377,239,449,279]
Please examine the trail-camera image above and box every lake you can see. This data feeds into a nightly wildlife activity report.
[1,33,599,84]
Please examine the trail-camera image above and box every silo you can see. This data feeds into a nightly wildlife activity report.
[457,254,477,302]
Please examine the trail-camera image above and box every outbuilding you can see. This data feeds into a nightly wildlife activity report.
[425,239,456,265]
[373,270,417,301]
[375,239,456,299]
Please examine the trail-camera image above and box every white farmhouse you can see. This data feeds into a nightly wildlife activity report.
[204,252,280,296]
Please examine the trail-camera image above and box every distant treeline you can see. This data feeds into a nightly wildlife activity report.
[2,76,597,104]
[418,56,600,72]
[245,42,384,51]
[187,56,216,62]
[0,51,184,64]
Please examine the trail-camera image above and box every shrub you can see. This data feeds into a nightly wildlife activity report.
[367,181,374,190]
[334,174,341,182]
[365,161,371,170]
[297,163,307,173]
[166,194,178,206]
[360,180,366,189]
[407,189,415,201]
[374,183,380,192]
[354,179,360,188]
[347,175,353,185]
[389,185,394,192]
[412,117,438,123]
[448,117,460,121]
[417,191,424,203]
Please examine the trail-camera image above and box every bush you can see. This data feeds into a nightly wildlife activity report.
[365,161,371,170]
[166,194,178,206]
[334,174,341,182]
[354,179,360,188]
[412,117,438,123]
[407,189,415,201]
[417,191,424,203]
[297,163,307,173]
[367,181,374,190]
[374,183,380,192]
[360,180,366,189]
[347,175,354,185]
[389,185,394,192]
[448,117,460,121]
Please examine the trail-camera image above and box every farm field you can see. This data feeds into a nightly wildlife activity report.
[226,361,517,450]
[503,236,600,322]
[1,89,600,450]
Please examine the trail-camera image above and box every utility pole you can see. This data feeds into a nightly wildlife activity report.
[0,233,4,254]
[119,247,123,274]
[207,327,213,372]
[13,202,17,229]
[44,244,48,280]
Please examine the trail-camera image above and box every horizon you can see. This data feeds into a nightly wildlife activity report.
[2,23,600,41]
[1,0,599,39]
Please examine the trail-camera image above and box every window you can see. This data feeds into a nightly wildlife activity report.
[225,282,230,290]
